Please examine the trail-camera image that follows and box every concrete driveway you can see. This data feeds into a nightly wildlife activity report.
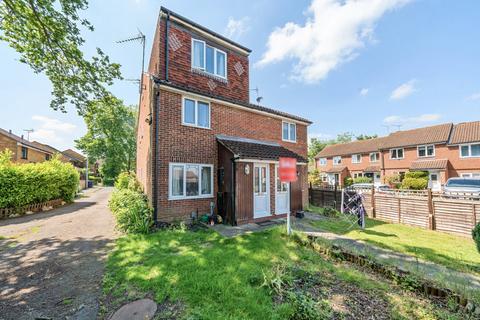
[0,187,118,320]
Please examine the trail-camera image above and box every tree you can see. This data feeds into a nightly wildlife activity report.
[75,96,136,184]
[356,134,378,140]
[0,0,122,114]
[308,132,353,162]
[336,132,354,143]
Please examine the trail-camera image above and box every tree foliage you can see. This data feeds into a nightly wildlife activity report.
[75,97,136,184]
[308,132,354,162]
[356,134,378,140]
[0,0,122,114]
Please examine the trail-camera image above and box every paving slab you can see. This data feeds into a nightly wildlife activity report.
[110,299,157,320]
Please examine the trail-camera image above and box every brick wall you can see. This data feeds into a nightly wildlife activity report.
[0,134,17,160]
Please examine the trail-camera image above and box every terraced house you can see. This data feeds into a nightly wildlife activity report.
[136,7,311,225]
[315,121,480,190]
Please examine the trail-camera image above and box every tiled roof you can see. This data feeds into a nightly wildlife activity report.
[62,149,86,162]
[364,165,381,172]
[31,141,62,154]
[155,79,312,124]
[325,166,347,173]
[217,135,307,163]
[316,137,385,158]
[0,128,52,154]
[380,123,452,149]
[449,121,480,145]
[410,159,449,170]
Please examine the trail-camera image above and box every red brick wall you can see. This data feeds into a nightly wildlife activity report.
[150,17,250,103]
[154,88,308,222]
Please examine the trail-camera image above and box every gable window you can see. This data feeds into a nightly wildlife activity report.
[390,148,404,160]
[182,98,210,129]
[282,121,296,142]
[169,163,213,199]
[418,145,435,157]
[369,152,379,162]
[460,143,480,158]
[352,154,362,164]
[333,156,342,165]
[45,154,51,161]
[21,146,28,159]
[318,158,327,166]
[191,39,227,79]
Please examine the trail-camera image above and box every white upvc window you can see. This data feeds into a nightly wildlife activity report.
[460,143,480,158]
[182,97,211,129]
[352,154,362,164]
[353,173,363,179]
[318,158,327,166]
[282,121,296,142]
[369,152,379,163]
[461,173,480,178]
[191,39,227,79]
[390,148,404,160]
[333,156,342,165]
[169,163,214,200]
[418,144,435,158]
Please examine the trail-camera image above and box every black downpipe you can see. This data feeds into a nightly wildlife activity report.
[152,90,160,223]
[230,156,240,225]
[164,12,170,81]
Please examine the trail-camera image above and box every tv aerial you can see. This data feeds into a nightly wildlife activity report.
[116,30,146,94]
[250,87,263,104]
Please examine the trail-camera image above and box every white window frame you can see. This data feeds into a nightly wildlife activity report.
[459,143,480,158]
[333,156,342,165]
[318,158,327,166]
[282,121,297,143]
[182,97,211,129]
[417,144,435,158]
[168,163,214,200]
[461,173,480,178]
[390,148,404,160]
[191,38,227,79]
[352,154,362,164]
[369,152,379,163]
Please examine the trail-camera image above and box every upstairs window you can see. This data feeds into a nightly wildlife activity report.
[418,145,435,157]
[390,148,404,159]
[318,158,327,166]
[21,146,28,159]
[183,98,210,129]
[333,156,342,165]
[352,154,362,164]
[282,121,296,142]
[460,143,480,158]
[192,39,227,79]
[369,152,379,162]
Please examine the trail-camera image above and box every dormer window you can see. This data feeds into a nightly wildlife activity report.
[192,39,227,79]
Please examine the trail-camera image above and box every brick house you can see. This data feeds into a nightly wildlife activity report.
[0,128,53,163]
[136,7,311,225]
[315,121,480,190]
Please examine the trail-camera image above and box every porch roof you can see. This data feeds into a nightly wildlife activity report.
[410,159,449,170]
[364,165,381,173]
[216,135,307,163]
[324,166,347,173]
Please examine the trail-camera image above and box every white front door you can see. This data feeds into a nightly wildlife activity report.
[275,165,290,214]
[374,173,381,185]
[429,171,441,191]
[254,164,270,218]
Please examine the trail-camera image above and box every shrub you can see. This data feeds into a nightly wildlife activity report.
[405,171,428,179]
[287,291,333,320]
[473,223,480,253]
[115,171,142,192]
[353,176,372,184]
[385,174,402,189]
[344,177,353,187]
[0,152,79,209]
[308,169,322,187]
[109,189,153,234]
[401,177,428,190]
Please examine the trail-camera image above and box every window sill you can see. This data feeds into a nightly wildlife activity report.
[181,122,211,130]
[282,139,297,143]
[168,195,214,201]
[191,68,228,83]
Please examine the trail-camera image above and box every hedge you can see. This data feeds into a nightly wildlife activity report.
[0,152,80,209]
[353,176,372,184]
[109,189,153,234]
[473,223,480,253]
[401,171,429,190]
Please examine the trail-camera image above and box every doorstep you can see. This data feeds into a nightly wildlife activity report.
[208,218,286,238]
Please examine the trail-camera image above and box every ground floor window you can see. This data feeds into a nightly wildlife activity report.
[169,163,213,199]
[461,173,480,178]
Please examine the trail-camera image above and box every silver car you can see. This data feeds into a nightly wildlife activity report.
[443,177,480,194]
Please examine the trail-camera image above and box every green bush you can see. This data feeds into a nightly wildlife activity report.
[401,171,429,190]
[405,171,428,179]
[109,189,153,234]
[287,291,333,320]
[344,177,353,187]
[0,152,79,209]
[353,176,372,184]
[115,171,142,192]
[385,174,402,189]
[308,169,322,187]
[473,223,480,253]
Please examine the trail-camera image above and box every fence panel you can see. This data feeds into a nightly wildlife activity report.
[398,197,429,228]
[374,193,400,223]
[309,187,341,211]
[433,199,476,237]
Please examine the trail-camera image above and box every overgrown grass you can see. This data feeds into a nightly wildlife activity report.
[102,226,466,319]
[308,205,480,275]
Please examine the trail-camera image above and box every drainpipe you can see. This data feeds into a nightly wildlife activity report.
[164,12,170,82]
[152,89,160,224]
[230,156,240,225]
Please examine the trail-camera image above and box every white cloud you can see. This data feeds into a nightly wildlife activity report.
[466,92,480,101]
[225,17,250,39]
[360,88,369,96]
[383,114,441,125]
[30,115,77,146]
[390,79,417,100]
[257,0,412,83]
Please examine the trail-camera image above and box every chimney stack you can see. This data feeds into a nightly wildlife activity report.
[9,129,12,134]
[21,134,24,140]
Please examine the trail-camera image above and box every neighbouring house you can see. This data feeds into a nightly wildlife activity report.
[136,7,311,225]
[62,148,87,169]
[315,121,480,191]
[0,128,53,163]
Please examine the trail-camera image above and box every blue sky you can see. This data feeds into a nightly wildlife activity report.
[1,0,479,150]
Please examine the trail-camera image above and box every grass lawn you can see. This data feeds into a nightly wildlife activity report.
[102,226,467,319]
[307,205,480,276]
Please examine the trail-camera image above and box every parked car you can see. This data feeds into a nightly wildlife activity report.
[443,177,480,194]
[350,183,391,191]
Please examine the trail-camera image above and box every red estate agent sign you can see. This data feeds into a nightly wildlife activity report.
[279,157,297,182]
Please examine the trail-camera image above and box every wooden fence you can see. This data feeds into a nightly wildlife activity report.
[309,186,480,237]
[0,199,64,220]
